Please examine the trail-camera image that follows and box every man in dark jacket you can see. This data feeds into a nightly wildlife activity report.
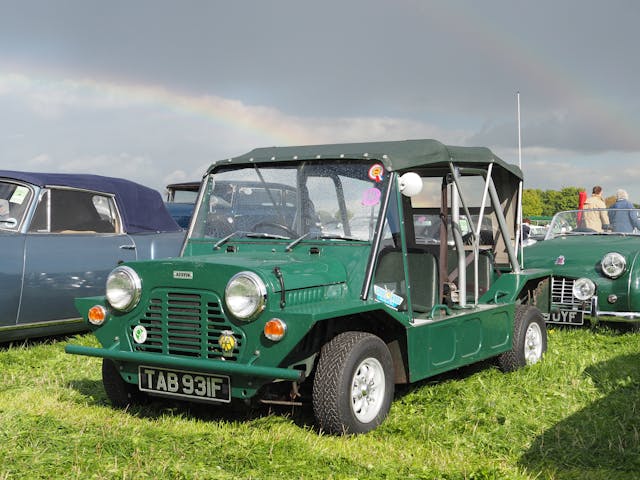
[609,189,640,233]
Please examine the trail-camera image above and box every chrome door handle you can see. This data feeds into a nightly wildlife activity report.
[119,244,136,250]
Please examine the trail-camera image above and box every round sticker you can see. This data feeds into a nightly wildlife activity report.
[368,164,384,182]
[132,325,148,344]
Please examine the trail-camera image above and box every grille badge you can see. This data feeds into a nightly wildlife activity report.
[218,330,236,357]
[173,271,193,280]
[555,255,565,265]
[132,325,148,344]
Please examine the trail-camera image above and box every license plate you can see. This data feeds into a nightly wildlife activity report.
[138,366,231,403]
[547,309,584,325]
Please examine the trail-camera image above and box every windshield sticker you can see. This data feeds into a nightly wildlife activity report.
[362,187,381,206]
[368,164,384,182]
[374,285,403,310]
[9,186,29,205]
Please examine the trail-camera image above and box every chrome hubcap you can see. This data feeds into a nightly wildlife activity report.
[524,322,543,365]
[351,357,385,423]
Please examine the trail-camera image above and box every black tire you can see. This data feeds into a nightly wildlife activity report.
[102,359,148,407]
[312,332,394,435]
[498,305,547,372]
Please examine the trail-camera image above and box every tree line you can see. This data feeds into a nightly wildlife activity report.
[522,187,639,218]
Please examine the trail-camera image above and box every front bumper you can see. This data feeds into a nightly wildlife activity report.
[65,344,304,381]
[588,296,640,322]
[549,276,640,324]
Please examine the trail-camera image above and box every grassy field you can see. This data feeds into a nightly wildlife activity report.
[0,327,638,480]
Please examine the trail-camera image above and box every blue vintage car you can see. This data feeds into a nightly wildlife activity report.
[165,180,300,233]
[165,181,200,229]
[0,171,185,342]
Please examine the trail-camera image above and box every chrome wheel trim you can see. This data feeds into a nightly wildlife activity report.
[524,322,543,365]
[351,357,385,423]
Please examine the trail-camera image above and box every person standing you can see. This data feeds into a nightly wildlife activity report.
[522,217,531,241]
[609,189,640,233]
[582,186,609,231]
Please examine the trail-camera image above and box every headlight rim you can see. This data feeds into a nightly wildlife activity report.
[225,271,267,321]
[105,265,142,312]
[601,252,627,279]
[572,277,596,301]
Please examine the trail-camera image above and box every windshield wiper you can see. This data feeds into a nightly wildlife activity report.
[213,231,247,249]
[214,230,292,250]
[317,233,364,241]
[245,232,290,240]
[286,232,311,252]
[284,231,365,252]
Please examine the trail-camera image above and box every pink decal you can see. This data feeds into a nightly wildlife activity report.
[362,188,381,206]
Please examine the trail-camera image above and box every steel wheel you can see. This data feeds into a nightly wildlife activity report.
[524,321,544,365]
[351,357,386,424]
[313,331,394,435]
[498,305,547,372]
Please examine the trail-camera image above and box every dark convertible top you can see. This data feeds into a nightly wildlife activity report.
[208,139,522,180]
[0,171,181,233]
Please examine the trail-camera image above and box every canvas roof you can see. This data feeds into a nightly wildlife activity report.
[0,171,181,233]
[207,139,522,180]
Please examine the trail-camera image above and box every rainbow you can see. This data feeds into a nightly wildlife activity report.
[0,66,314,147]
[417,3,638,151]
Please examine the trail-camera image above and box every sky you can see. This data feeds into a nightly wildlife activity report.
[1,0,640,201]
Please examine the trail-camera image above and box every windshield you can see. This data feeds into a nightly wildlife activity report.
[0,181,34,231]
[546,209,640,239]
[190,160,390,242]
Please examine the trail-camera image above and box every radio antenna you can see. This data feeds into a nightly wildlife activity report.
[516,91,524,267]
[517,91,522,169]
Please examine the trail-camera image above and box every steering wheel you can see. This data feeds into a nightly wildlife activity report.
[251,221,297,237]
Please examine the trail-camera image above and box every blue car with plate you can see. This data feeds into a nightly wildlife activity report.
[0,171,184,342]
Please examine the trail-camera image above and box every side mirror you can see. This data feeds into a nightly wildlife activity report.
[399,172,423,197]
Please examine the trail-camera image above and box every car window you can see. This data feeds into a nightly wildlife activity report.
[29,188,120,233]
[410,176,496,248]
[309,172,387,241]
[0,181,34,231]
[191,161,389,241]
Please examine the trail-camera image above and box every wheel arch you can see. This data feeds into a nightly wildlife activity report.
[282,308,410,384]
[516,275,551,313]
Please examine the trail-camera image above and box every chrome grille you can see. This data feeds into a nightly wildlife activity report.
[132,290,243,360]
[551,277,586,309]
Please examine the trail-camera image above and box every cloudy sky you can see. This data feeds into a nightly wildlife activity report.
[1,0,639,200]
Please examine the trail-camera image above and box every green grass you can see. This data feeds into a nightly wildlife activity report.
[1,327,639,480]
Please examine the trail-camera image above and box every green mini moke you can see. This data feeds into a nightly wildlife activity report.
[67,139,551,434]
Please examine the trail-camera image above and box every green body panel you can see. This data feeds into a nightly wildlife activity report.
[70,241,408,398]
[526,236,640,316]
[406,304,514,381]
[480,269,551,306]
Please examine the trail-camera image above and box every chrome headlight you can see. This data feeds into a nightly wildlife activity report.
[601,252,626,279]
[225,272,267,321]
[105,266,142,311]
[572,277,596,301]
